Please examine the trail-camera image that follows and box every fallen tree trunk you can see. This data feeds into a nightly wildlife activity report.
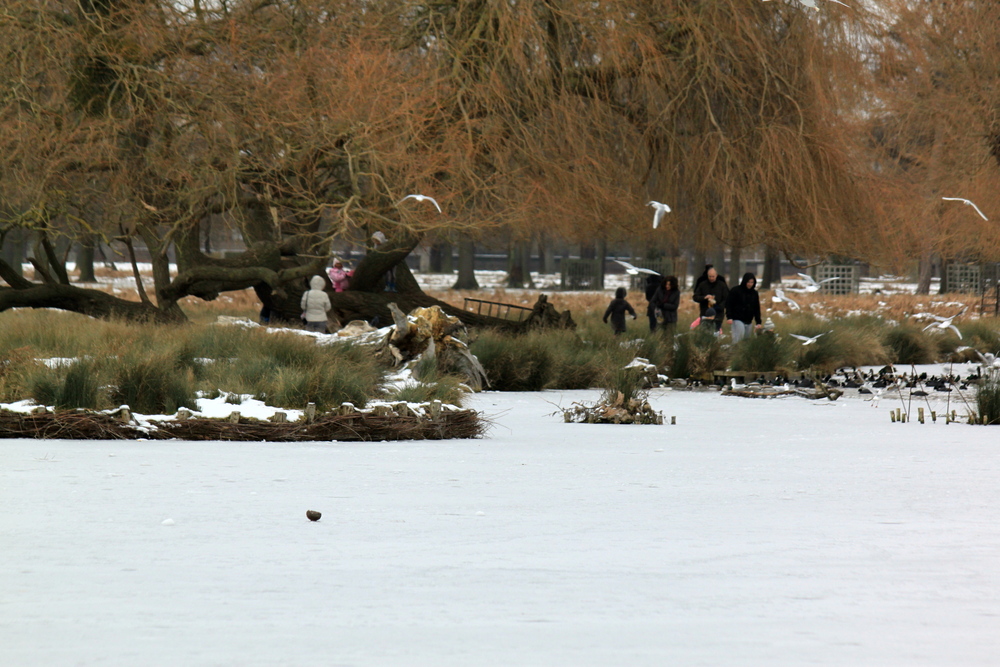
[0,284,179,323]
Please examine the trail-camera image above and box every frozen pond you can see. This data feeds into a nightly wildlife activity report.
[2,389,999,665]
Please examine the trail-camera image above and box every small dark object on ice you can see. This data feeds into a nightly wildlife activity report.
[306,510,322,522]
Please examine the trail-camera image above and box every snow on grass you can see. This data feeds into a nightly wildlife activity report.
[2,389,1000,665]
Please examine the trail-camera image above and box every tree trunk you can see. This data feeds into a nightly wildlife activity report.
[522,241,536,289]
[916,252,933,295]
[0,283,179,323]
[596,237,606,290]
[441,240,454,274]
[507,240,527,288]
[77,235,97,283]
[712,247,727,281]
[691,249,708,287]
[938,258,949,294]
[540,233,556,274]
[729,245,742,282]
[453,236,479,289]
[1,228,25,278]
[761,245,780,289]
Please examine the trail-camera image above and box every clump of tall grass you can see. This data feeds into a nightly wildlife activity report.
[469,330,553,391]
[730,333,793,373]
[959,320,1000,355]
[975,370,1000,425]
[825,316,891,368]
[0,347,41,402]
[200,333,383,410]
[599,364,648,407]
[108,350,198,415]
[46,359,104,410]
[789,330,852,373]
[0,310,106,358]
[882,326,937,365]
[670,330,727,379]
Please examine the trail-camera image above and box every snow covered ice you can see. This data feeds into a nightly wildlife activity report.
[2,389,1000,665]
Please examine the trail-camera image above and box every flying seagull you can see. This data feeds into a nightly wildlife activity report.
[614,259,660,276]
[941,197,988,221]
[795,273,843,293]
[762,0,850,9]
[922,310,965,340]
[397,194,443,213]
[975,350,1000,369]
[647,201,671,229]
[789,332,828,346]
[772,288,800,311]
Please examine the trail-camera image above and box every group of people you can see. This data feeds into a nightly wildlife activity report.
[604,264,763,342]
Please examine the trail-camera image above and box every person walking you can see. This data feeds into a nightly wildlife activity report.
[693,267,729,333]
[645,274,665,332]
[603,287,637,335]
[726,272,762,343]
[656,275,681,337]
[300,275,332,333]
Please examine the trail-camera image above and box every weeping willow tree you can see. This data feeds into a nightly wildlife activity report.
[392,0,892,264]
[2,0,905,323]
[0,0,491,322]
[868,0,1000,292]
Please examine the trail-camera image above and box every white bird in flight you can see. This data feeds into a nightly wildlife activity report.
[941,197,988,221]
[614,260,661,276]
[397,194,443,213]
[772,288,800,311]
[789,332,828,346]
[795,273,843,293]
[922,310,965,339]
[975,350,1000,369]
[762,0,849,9]
[647,201,671,229]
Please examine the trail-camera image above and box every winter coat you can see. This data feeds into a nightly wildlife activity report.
[327,266,350,292]
[654,286,680,324]
[693,277,729,320]
[603,298,637,333]
[725,273,762,325]
[300,275,332,323]
[645,275,663,302]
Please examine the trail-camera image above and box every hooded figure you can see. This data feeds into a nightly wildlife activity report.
[300,275,332,333]
[603,287,637,335]
[725,272,762,343]
[645,274,665,332]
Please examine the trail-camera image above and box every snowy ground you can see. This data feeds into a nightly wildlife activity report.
[3,389,1000,666]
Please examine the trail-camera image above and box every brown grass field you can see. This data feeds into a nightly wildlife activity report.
[65,267,991,324]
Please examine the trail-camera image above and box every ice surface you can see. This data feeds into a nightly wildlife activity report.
[2,389,1000,666]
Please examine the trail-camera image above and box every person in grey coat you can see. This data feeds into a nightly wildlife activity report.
[300,275,332,333]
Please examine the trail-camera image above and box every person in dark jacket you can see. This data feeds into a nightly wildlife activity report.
[725,272,763,343]
[652,275,681,337]
[645,274,665,332]
[692,267,729,332]
[694,264,714,290]
[603,287,637,335]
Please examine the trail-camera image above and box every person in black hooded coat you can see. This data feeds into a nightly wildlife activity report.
[644,274,665,332]
[603,287,637,335]
[725,272,762,342]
